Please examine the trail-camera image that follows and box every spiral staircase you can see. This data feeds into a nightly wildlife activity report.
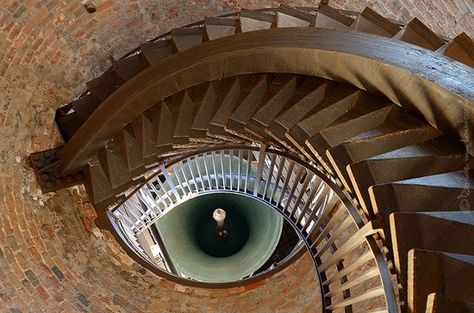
[30,4,474,313]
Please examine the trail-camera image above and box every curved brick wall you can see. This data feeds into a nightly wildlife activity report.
[0,1,472,312]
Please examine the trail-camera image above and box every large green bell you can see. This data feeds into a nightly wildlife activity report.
[156,192,283,283]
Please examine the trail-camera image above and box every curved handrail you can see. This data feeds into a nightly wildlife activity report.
[110,146,399,312]
[57,27,474,175]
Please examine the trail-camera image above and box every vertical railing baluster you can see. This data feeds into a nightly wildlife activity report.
[211,151,219,188]
[160,164,181,202]
[263,153,277,199]
[220,150,226,189]
[244,149,252,193]
[253,145,267,196]
[270,156,286,204]
[229,150,233,190]
[276,161,295,209]
[187,157,200,192]
[237,150,243,191]
[202,154,211,191]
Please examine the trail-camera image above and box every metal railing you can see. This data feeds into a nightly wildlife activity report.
[108,145,398,312]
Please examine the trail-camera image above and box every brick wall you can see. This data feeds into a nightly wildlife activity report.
[0,1,472,312]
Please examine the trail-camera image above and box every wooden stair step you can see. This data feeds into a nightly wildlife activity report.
[84,159,114,205]
[113,53,150,83]
[86,72,119,104]
[209,75,263,138]
[116,125,144,172]
[390,211,474,293]
[408,249,474,313]
[315,5,355,30]
[306,102,395,165]
[348,136,466,217]
[188,80,222,139]
[97,142,133,189]
[266,79,329,145]
[204,17,238,40]
[140,39,175,64]
[287,85,363,156]
[425,293,474,313]
[395,17,445,51]
[370,170,474,218]
[275,5,315,28]
[227,75,272,134]
[239,9,274,32]
[245,75,298,140]
[131,111,158,160]
[155,100,176,154]
[71,94,96,123]
[54,109,82,142]
[437,32,474,67]
[173,91,197,145]
[171,27,206,52]
[353,7,400,37]
[326,113,441,191]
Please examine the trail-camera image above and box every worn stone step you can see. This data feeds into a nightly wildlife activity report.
[113,53,150,83]
[131,111,158,161]
[306,102,395,166]
[97,142,133,190]
[204,17,238,40]
[239,9,274,32]
[86,71,119,105]
[348,136,466,217]
[395,17,445,51]
[315,5,355,30]
[266,79,330,149]
[245,75,302,139]
[171,27,206,52]
[352,7,400,37]
[140,39,175,64]
[326,112,441,191]
[116,125,144,172]
[436,32,474,67]
[274,5,315,28]
[287,85,362,153]
[390,211,474,299]
[408,249,474,313]
[425,293,474,313]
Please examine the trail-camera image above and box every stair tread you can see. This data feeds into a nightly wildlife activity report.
[171,27,205,52]
[390,211,474,293]
[86,72,118,104]
[275,5,314,28]
[306,102,395,162]
[227,75,270,133]
[85,160,114,204]
[141,40,175,64]
[239,9,274,32]
[396,17,445,51]
[425,293,474,313]
[132,111,158,160]
[353,7,400,37]
[116,125,144,172]
[113,53,149,83]
[205,17,238,40]
[289,85,363,145]
[98,143,133,189]
[438,32,474,67]
[268,79,329,140]
[327,114,441,192]
[347,136,466,217]
[409,249,474,313]
[173,91,197,145]
[189,81,218,138]
[209,75,262,136]
[315,5,355,30]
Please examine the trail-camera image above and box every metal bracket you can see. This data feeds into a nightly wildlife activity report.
[30,148,85,192]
